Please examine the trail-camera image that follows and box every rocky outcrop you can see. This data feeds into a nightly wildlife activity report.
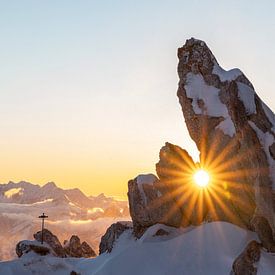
[176,38,275,230]
[156,142,209,226]
[99,221,132,254]
[16,228,95,258]
[16,240,51,257]
[128,142,213,237]
[251,216,275,252]
[64,235,96,258]
[232,241,262,275]
[127,38,275,243]
[34,229,66,257]
[128,173,182,237]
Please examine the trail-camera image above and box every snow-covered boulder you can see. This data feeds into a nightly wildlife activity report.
[16,240,51,257]
[33,229,66,257]
[177,38,275,231]
[128,174,182,237]
[99,221,132,254]
[127,142,211,237]
[64,235,96,258]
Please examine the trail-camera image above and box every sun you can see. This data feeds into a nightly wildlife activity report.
[193,169,210,187]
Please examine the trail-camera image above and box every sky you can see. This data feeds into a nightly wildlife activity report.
[0,0,274,198]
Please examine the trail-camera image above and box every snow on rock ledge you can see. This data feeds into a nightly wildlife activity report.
[177,37,275,231]
[16,240,52,258]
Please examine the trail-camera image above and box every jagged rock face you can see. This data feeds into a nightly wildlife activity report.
[17,229,95,259]
[16,240,51,257]
[99,221,132,254]
[128,173,183,237]
[128,142,212,236]
[177,38,275,230]
[156,142,209,227]
[126,38,275,239]
[232,240,261,275]
[64,235,96,258]
[34,229,66,257]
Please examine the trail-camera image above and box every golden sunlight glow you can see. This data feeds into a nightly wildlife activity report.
[193,169,210,187]
[4,188,23,198]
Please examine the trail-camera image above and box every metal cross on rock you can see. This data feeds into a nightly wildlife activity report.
[38,213,48,244]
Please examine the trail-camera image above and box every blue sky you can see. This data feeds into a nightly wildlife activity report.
[0,0,274,196]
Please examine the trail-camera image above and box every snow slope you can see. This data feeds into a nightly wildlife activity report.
[1,222,275,275]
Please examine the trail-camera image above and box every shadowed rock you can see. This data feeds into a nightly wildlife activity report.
[251,216,275,252]
[99,221,132,254]
[232,240,262,275]
[64,235,96,258]
[154,228,169,236]
[16,240,51,257]
[34,228,66,257]
[17,229,95,258]
[128,173,182,237]
[156,142,209,226]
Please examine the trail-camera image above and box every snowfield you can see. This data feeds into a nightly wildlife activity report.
[1,221,275,275]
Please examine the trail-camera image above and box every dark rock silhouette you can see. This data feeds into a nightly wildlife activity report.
[251,216,275,252]
[128,173,183,237]
[232,240,262,275]
[156,142,209,226]
[34,229,66,257]
[64,235,96,258]
[16,241,51,257]
[99,222,132,254]
[16,228,95,258]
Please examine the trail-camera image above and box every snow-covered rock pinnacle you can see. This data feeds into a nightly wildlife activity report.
[126,38,275,244]
[177,38,275,231]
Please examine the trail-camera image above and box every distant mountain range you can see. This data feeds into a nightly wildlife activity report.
[0,181,129,260]
[0,181,129,220]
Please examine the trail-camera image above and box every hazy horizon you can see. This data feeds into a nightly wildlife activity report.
[1,0,275,198]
